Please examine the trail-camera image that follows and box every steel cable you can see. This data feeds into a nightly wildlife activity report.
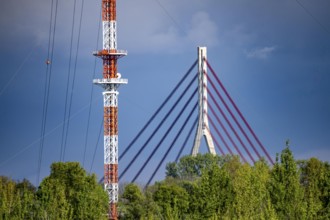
[132,88,197,183]
[146,101,198,187]
[119,72,197,180]
[206,61,274,165]
[119,60,197,161]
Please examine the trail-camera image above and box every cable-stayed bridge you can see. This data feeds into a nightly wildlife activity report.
[111,47,274,187]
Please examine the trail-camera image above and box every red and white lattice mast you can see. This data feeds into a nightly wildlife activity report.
[93,0,127,219]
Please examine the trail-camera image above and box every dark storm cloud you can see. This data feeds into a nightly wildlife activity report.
[0,0,329,184]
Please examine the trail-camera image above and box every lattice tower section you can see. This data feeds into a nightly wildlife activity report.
[93,0,127,219]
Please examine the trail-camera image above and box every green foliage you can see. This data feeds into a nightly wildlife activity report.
[198,163,233,219]
[0,176,35,220]
[36,162,108,220]
[120,183,146,219]
[0,162,107,220]
[299,158,330,219]
[1,146,330,219]
[119,183,162,220]
[153,181,189,219]
[121,147,330,219]
[320,162,330,218]
[232,161,276,219]
[36,178,72,219]
[165,162,179,178]
[0,176,21,219]
[165,153,224,180]
[269,147,307,219]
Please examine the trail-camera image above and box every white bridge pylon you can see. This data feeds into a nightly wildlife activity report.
[191,47,216,156]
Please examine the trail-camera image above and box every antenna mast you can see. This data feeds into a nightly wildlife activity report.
[93,0,127,219]
[192,47,216,155]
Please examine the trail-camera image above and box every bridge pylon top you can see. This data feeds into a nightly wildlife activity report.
[191,47,216,156]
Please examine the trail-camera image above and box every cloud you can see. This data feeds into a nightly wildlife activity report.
[187,11,219,47]
[221,25,256,47]
[120,8,218,54]
[246,46,277,59]
[1,0,219,55]
[117,0,219,54]
[0,0,101,56]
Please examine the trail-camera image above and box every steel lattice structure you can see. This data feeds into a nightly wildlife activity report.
[93,0,127,219]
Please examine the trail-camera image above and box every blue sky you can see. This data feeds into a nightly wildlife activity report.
[0,0,329,185]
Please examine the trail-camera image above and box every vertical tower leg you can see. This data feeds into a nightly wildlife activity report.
[94,1,127,219]
[97,78,126,220]
[103,89,119,219]
[192,47,216,156]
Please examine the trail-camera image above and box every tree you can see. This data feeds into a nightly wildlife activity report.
[15,179,36,219]
[232,160,276,219]
[269,146,306,219]
[0,176,20,219]
[166,153,223,180]
[153,182,189,219]
[299,158,330,219]
[119,183,145,219]
[35,178,72,219]
[36,162,108,220]
[179,180,200,219]
[0,176,35,220]
[165,162,179,179]
[197,163,233,219]
[299,158,324,219]
[252,160,277,219]
[319,162,330,218]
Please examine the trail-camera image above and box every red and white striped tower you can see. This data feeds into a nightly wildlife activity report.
[93,0,127,219]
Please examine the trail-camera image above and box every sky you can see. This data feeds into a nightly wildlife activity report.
[0,0,329,186]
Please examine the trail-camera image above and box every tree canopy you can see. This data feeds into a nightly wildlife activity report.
[1,162,108,220]
[119,147,330,219]
[1,146,330,219]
